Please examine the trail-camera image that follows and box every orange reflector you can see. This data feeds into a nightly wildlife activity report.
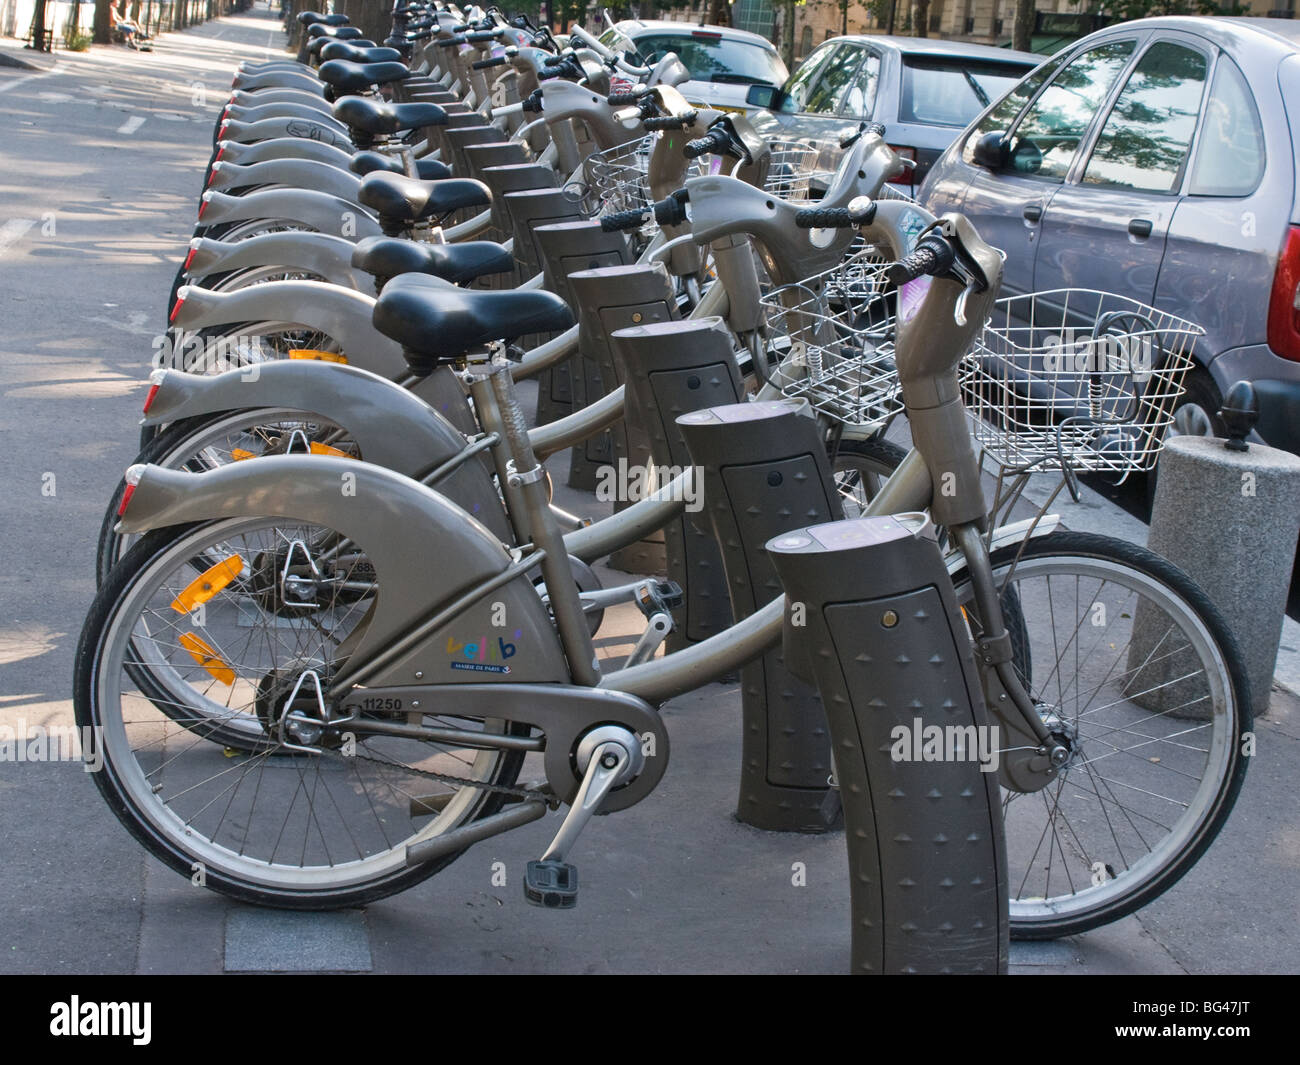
[170,554,244,614]
[178,632,235,686]
[231,448,256,461]
[289,349,347,364]
[309,442,350,457]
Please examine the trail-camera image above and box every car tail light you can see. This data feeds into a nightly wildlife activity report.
[692,31,721,40]
[1268,224,1300,362]
[888,144,917,184]
[117,464,146,518]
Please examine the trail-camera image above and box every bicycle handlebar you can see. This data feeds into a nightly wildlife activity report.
[642,111,697,132]
[886,234,956,285]
[683,127,729,159]
[794,199,877,229]
[472,54,508,69]
[599,206,648,232]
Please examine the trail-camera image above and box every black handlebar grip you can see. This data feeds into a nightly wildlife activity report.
[543,53,567,67]
[642,112,697,132]
[887,235,956,285]
[683,128,728,159]
[599,207,648,233]
[466,30,500,42]
[795,207,853,229]
[606,90,646,105]
[452,22,470,31]
[437,35,466,47]
[472,55,507,69]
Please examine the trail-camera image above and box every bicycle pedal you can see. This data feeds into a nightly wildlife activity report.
[654,579,684,610]
[524,860,578,909]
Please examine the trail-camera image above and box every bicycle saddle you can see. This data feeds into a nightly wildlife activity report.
[307,23,364,40]
[373,275,573,373]
[359,173,489,234]
[349,151,452,182]
[333,98,447,138]
[309,35,376,58]
[317,60,411,95]
[298,10,349,26]
[319,41,402,64]
[352,236,514,288]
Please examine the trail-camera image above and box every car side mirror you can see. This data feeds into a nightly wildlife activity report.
[746,83,779,110]
[972,130,1010,171]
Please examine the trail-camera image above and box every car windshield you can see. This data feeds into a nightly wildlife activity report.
[625,32,788,86]
[899,57,1036,127]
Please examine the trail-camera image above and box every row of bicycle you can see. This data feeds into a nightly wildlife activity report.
[74,3,1251,973]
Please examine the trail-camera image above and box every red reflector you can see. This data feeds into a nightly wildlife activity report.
[169,295,185,323]
[198,198,208,219]
[117,483,137,518]
[1267,224,1300,363]
[215,144,225,162]
[143,383,161,414]
[184,246,197,271]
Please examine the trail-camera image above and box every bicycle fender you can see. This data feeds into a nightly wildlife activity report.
[217,136,356,171]
[140,363,511,543]
[207,158,363,201]
[197,189,381,241]
[220,115,351,149]
[232,71,328,95]
[170,280,402,374]
[117,457,568,687]
[184,232,367,291]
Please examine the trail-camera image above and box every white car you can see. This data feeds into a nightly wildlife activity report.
[597,19,790,115]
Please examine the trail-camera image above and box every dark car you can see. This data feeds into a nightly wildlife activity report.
[920,16,1300,456]
[747,35,1040,194]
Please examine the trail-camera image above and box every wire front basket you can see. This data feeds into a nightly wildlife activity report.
[763,139,834,203]
[762,247,903,426]
[961,289,1203,476]
[582,134,660,216]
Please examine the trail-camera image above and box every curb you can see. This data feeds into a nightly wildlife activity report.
[0,43,59,72]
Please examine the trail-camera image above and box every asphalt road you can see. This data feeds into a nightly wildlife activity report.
[0,9,1296,975]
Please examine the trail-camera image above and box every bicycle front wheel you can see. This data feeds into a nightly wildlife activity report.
[961,532,1251,939]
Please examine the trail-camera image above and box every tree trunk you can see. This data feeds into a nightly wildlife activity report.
[913,0,928,36]
[778,3,794,71]
[94,0,115,43]
[1012,0,1034,51]
[708,0,728,25]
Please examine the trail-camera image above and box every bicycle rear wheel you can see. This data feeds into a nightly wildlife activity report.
[961,532,1251,939]
[76,517,528,909]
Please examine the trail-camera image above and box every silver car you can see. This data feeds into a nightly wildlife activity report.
[746,35,1040,194]
[920,16,1300,457]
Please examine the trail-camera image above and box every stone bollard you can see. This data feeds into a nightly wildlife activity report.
[1132,386,1300,717]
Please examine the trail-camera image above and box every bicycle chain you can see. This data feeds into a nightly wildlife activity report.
[348,746,556,806]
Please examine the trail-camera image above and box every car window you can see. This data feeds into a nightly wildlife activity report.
[1005,40,1137,182]
[802,45,864,115]
[1188,55,1266,197]
[1081,41,1209,194]
[962,53,1065,163]
[630,32,788,87]
[901,58,1036,128]
[780,43,838,114]
[841,51,879,118]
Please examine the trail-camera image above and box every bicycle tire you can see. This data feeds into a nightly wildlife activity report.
[957,531,1252,939]
[75,517,529,910]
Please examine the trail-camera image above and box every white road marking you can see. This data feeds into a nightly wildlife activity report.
[0,219,36,258]
[0,64,60,94]
[117,114,147,134]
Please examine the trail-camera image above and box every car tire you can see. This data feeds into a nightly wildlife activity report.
[1145,365,1225,515]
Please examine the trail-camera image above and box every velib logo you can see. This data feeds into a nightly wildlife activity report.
[447,630,520,674]
[50,997,151,1045]
[890,717,1000,773]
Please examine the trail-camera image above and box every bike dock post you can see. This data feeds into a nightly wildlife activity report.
[767,515,1009,973]
[677,399,841,832]
[607,317,742,649]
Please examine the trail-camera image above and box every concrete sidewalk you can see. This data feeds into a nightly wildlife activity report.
[0,8,1295,975]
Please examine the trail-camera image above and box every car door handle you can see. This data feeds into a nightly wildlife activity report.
[1128,218,1153,238]
[1022,204,1042,223]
